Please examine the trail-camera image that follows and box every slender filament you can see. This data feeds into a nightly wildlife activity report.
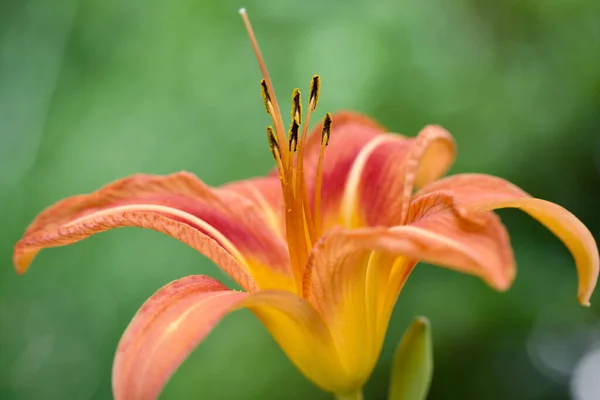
[240,10,332,291]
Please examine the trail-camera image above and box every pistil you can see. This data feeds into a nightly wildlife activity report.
[240,8,333,290]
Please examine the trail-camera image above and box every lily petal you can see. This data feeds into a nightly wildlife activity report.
[217,176,285,237]
[406,190,515,290]
[112,275,246,400]
[367,254,417,349]
[301,111,388,230]
[417,174,599,305]
[14,172,293,292]
[341,125,455,228]
[303,219,514,380]
[303,228,379,387]
[341,136,412,228]
[113,275,346,400]
[302,111,388,179]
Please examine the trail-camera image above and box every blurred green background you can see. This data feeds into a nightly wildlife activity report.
[1,0,599,399]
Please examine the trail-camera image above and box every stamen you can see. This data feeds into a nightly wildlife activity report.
[240,8,288,163]
[288,119,299,152]
[321,112,332,145]
[260,79,272,115]
[309,75,321,110]
[288,89,301,152]
[300,75,320,144]
[295,76,322,242]
[266,126,279,156]
[313,113,332,237]
[241,9,326,292]
[291,88,302,124]
[266,126,286,180]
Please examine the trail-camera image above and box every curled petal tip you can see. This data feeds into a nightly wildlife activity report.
[13,249,35,275]
[480,260,515,292]
[578,294,591,307]
[491,267,516,292]
[416,175,599,305]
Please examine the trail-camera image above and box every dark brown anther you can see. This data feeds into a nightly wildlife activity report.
[321,112,332,145]
[288,119,299,152]
[260,79,272,115]
[266,126,280,159]
[309,75,321,111]
[291,88,302,125]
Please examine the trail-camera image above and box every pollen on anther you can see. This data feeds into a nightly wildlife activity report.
[309,75,321,111]
[291,88,302,124]
[288,119,300,152]
[266,126,280,159]
[321,112,332,145]
[260,79,272,114]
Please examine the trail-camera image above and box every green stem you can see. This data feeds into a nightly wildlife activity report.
[334,391,364,400]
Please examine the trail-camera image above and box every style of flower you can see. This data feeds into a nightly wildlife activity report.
[13,9,598,400]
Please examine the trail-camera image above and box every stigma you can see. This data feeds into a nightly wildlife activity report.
[240,9,333,285]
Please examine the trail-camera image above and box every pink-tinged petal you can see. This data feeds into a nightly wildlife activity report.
[217,176,285,237]
[15,210,257,292]
[303,218,514,382]
[112,275,245,400]
[14,172,293,292]
[418,174,599,305]
[341,136,412,228]
[415,173,529,205]
[302,111,388,177]
[341,125,455,228]
[406,191,515,291]
[113,275,347,400]
[301,111,388,230]
[411,126,457,189]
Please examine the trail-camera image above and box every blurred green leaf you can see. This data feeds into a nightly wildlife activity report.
[388,317,433,400]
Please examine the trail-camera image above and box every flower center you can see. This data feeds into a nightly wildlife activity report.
[240,9,332,287]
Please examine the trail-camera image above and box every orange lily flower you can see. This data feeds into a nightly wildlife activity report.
[13,10,599,400]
